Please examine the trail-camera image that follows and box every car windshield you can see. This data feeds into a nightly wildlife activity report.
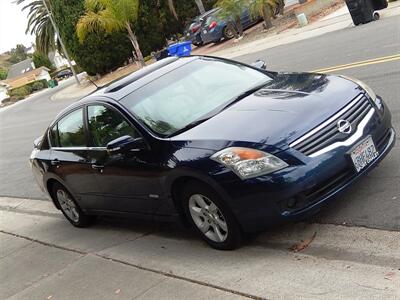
[120,58,270,137]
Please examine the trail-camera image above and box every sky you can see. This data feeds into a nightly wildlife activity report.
[0,0,35,54]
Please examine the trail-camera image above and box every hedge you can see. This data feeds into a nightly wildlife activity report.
[9,79,49,100]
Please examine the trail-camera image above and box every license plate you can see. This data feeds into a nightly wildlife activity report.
[350,136,378,172]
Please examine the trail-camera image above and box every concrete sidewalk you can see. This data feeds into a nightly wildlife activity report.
[1,197,399,299]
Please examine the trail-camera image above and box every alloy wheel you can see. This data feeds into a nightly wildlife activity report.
[56,189,80,223]
[223,27,234,39]
[188,194,228,243]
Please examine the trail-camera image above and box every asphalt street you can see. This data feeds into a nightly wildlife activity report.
[0,15,399,231]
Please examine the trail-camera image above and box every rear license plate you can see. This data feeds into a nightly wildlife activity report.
[350,136,378,172]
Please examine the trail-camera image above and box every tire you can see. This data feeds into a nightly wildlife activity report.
[222,26,235,40]
[180,181,242,250]
[52,182,95,228]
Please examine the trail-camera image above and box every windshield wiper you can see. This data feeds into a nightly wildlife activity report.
[217,81,270,112]
[166,81,270,138]
[166,117,211,138]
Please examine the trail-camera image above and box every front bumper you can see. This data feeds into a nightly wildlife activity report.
[213,104,395,232]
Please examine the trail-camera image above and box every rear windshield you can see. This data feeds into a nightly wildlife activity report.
[120,58,270,137]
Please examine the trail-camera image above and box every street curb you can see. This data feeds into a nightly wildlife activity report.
[0,196,61,218]
[1,196,399,268]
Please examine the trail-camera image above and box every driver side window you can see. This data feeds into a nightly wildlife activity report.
[87,105,139,147]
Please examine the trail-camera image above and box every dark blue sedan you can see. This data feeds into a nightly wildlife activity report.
[200,8,260,44]
[30,56,395,250]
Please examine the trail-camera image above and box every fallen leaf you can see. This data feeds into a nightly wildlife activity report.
[290,231,317,252]
[115,289,121,294]
[384,271,396,280]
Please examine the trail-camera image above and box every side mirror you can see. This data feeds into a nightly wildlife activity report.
[251,60,267,70]
[33,135,43,149]
[106,135,147,154]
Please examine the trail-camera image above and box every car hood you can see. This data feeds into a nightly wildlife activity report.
[170,73,364,152]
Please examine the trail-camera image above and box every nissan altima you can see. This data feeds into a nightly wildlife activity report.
[30,56,395,250]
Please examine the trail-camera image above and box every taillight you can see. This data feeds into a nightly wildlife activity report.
[209,21,217,29]
[191,25,200,33]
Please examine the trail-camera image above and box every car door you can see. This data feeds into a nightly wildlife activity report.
[48,107,100,209]
[85,103,164,215]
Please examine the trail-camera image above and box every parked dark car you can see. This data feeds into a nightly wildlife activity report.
[184,8,219,46]
[55,69,73,80]
[200,8,261,44]
[30,56,395,250]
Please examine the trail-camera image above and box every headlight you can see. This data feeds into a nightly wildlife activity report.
[340,75,383,110]
[211,147,288,179]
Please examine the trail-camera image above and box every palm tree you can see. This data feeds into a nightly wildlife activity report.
[249,0,277,29]
[216,0,248,38]
[167,0,206,20]
[76,0,145,67]
[249,0,285,30]
[16,0,57,55]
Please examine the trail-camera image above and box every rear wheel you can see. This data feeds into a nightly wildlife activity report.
[222,26,235,40]
[181,181,242,250]
[52,182,95,227]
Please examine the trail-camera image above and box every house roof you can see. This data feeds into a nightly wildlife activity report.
[5,66,50,88]
[6,59,35,79]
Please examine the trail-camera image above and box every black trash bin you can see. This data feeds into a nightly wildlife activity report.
[345,0,375,25]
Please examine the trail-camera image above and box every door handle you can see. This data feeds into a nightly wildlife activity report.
[50,159,60,166]
[91,164,104,170]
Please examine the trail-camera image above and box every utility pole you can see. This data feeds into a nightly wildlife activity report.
[194,0,205,14]
[42,0,80,85]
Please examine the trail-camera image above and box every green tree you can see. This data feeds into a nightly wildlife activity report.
[51,0,132,76]
[8,44,28,64]
[16,0,57,55]
[0,69,8,80]
[32,51,54,70]
[76,0,145,67]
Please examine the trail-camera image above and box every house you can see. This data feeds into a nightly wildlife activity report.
[6,58,36,80]
[48,51,69,70]
[5,66,51,89]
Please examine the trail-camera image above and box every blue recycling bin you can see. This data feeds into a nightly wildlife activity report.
[168,41,192,57]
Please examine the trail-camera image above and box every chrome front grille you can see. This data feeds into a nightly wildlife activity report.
[290,94,373,156]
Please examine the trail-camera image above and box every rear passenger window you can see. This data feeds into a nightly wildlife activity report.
[50,108,86,147]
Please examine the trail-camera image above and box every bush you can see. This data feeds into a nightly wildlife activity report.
[31,81,45,91]
[9,86,31,99]
[8,79,48,99]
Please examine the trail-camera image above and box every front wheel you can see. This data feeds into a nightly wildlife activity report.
[181,181,242,250]
[52,182,95,227]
